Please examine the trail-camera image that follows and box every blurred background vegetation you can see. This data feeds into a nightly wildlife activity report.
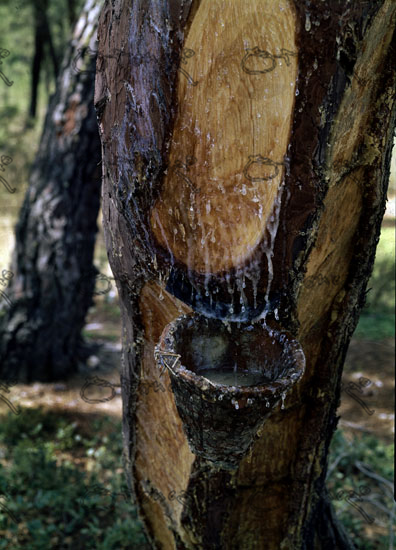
[0,1,394,548]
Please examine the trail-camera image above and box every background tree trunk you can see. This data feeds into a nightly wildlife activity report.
[0,0,103,382]
[67,0,78,26]
[29,0,59,119]
[95,1,395,548]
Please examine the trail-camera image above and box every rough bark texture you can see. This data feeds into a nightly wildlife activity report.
[0,0,103,382]
[95,1,395,548]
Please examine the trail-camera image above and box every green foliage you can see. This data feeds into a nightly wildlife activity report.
[353,312,395,340]
[0,407,149,549]
[355,227,395,340]
[0,0,86,148]
[329,429,394,486]
[0,407,62,445]
[327,429,394,550]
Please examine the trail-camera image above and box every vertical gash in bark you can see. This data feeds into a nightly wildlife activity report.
[0,0,104,382]
[95,0,395,548]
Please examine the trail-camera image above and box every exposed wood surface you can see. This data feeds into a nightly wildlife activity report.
[151,0,297,273]
[135,282,193,549]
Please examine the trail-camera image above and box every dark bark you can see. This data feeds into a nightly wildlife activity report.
[67,0,78,26]
[29,0,45,119]
[95,0,395,548]
[0,0,103,382]
[29,0,59,118]
[314,492,357,550]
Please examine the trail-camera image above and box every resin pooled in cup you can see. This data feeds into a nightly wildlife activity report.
[197,366,270,387]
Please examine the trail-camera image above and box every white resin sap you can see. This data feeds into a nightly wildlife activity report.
[227,177,285,323]
[262,181,284,316]
[198,367,269,387]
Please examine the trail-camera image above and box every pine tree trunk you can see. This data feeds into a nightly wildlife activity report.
[29,0,59,119]
[0,0,104,382]
[67,0,78,26]
[95,1,395,548]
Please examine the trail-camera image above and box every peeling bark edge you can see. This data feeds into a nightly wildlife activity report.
[276,0,385,333]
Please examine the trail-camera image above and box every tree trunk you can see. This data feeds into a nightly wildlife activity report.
[67,0,78,26]
[95,1,396,548]
[29,0,46,119]
[29,0,59,119]
[0,0,104,382]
